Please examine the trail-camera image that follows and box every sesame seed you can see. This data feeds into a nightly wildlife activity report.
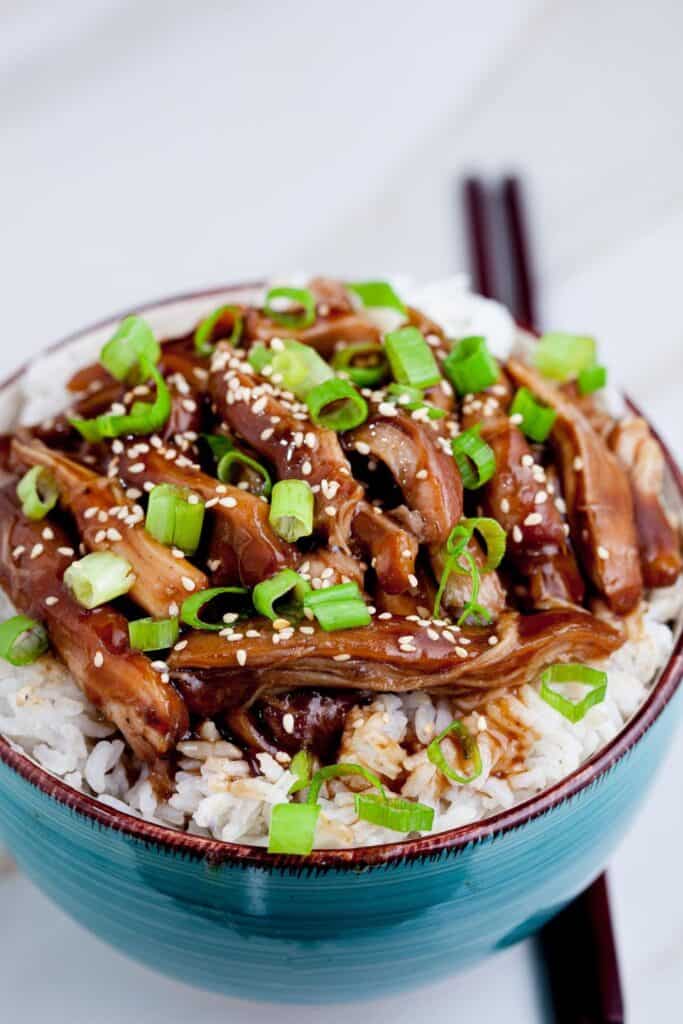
[282,713,295,734]
[260,428,274,441]
[301,460,312,476]
[510,413,523,425]
[30,544,44,559]
[174,639,188,651]
[128,462,145,474]
[408,573,418,588]
[512,525,523,543]
[534,491,548,505]
[333,653,351,662]
[521,454,534,467]
[573,456,583,471]
[355,442,371,455]
[416,468,428,480]
[12,545,25,559]
[488,635,499,646]
[84,507,98,519]
[597,546,610,559]
[455,646,468,658]
[378,611,392,620]
[168,602,180,616]
[219,496,237,508]
[93,651,104,668]
[524,512,543,526]
[45,596,58,607]
[325,505,337,516]
[41,526,54,541]
[500,498,510,514]
[181,577,196,592]
[94,530,106,544]
[273,617,291,631]
[106,528,122,541]
[236,649,247,666]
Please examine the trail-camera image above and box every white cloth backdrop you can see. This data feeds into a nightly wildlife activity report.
[1,1,682,1020]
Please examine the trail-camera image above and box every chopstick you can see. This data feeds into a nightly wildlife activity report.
[461,175,625,1024]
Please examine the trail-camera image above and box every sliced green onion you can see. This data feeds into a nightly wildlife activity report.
[253,569,311,622]
[100,316,160,382]
[264,287,316,329]
[385,326,441,389]
[578,364,607,396]
[128,616,179,652]
[355,793,434,832]
[386,383,446,420]
[288,749,314,794]
[144,483,205,555]
[17,466,59,521]
[539,663,608,723]
[69,358,171,441]
[304,582,371,632]
[347,280,406,314]
[218,450,272,498]
[268,802,321,855]
[270,339,333,399]
[305,378,368,431]
[0,615,49,666]
[534,332,596,381]
[427,719,483,784]
[433,518,504,621]
[64,552,135,609]
[202,433,234,463]
[248,343,273,374]
[306,762,386,805]
[443,336,498,395]
[332,342,389,388]
[180,586,250,631]
[452,425,496,488]
[510,387,557,443]
[269,480,313,542]
[194,305,243,356]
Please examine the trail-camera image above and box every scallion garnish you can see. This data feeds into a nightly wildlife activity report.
[267,803,321,855]
[443,336,498,395]
[509,387,557,443]
[355,793,434,832]
[202,433,234,463]
[180,586,250,630]
[248,343,273,374]
[271,339,333,399]
[534,332,596,381]
[451,425,496,487]
[264,287,316,329]
[433,518,505,621]
[128,616,179,652]
[305,378,368,431]
[217,449,272,498]
[145,483,205,556]
[69,357,171,441]
[331,342,389,388]
[100,316,160,382]
[0,615,49,666]
[252,569,311,622]
[269,480,314,542]
[64,552,135,609]
[578,364,607,396]
[303,582,371,632]
[347,280,406,314]
[385,326,441,389]
[386,383,446,420]
[539,663,608,722]
[427,719,483,784]
[194,305,243,356]
[288,749,314,794]
[16,466,59,521]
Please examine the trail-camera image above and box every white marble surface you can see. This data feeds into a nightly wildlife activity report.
[1,1,682,1020]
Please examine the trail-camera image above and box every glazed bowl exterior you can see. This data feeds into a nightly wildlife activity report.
[0,286,681,1003]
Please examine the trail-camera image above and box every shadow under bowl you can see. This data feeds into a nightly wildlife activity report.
[0,285,681,1003]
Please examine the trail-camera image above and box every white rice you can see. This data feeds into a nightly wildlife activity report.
[1,277,681,849]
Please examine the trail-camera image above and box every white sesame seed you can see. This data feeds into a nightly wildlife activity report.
[219,496,237,508]
[500,498,510,514]
[408,573,418,588]
[301,460,312,476]
[378,612,392,620]
[174,639,188,652]
[355,442,371,455]
[106,528,123,541]
[41,526,54,541]
[30,543,44,559]
[260,428,274,441]
[573,456,583,471]
[181,576,196,592]
[45,596,59,607]
[488,635,499,646]
[12,545,25,559]
[93,651,104,668]
[524,512,543,527]
[534,491,548,505]
[94,530,106,544]
[236,649,247,666]
[333,653,351,661]
[597,546,610,559]
[455,646,468,658]
[128,462,145,474]
[273,617,291,631]
[84,507,98,519]
[521,454,534,467]
[416,468,428,480]
[282,713,295,734]
[512,525,523,543]
[510,413,523,425]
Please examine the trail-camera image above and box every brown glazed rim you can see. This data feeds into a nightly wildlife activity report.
[0,282,681,871]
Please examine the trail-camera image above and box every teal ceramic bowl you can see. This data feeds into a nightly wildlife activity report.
[0,287,682,1004]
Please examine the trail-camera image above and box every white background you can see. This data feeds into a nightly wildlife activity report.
[1,1,682,1019]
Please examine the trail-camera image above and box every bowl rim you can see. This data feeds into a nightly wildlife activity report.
[0,282,681,871]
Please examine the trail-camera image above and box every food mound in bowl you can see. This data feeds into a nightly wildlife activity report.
[0,277,681,852]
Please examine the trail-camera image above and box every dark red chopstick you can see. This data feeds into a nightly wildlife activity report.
[461,176,625,1024]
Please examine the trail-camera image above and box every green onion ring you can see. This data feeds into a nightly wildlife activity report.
[16,466,59,521]
[69,357,171,441]
[128,616,179,652]
[100,316,160,382]
[180,586,250,631]
[385,325,441,389]
[509,387,557,443]
[332,342,389,388]
[288,749,314,794]
[194,305,243,356]
[347,280,406,314]
[443,336,498,395]
[427,719,483,784]
[578,364,607,396]
[253,569,310,622]
[534,332,596,381]
[217,449,272,499]
[64,551,135,609]
[355,793,434,832]
[305,378,368,431]
[264,287,316,329]
[539,663,608,723]
[0,615,49,666]
[452,424,496,488]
